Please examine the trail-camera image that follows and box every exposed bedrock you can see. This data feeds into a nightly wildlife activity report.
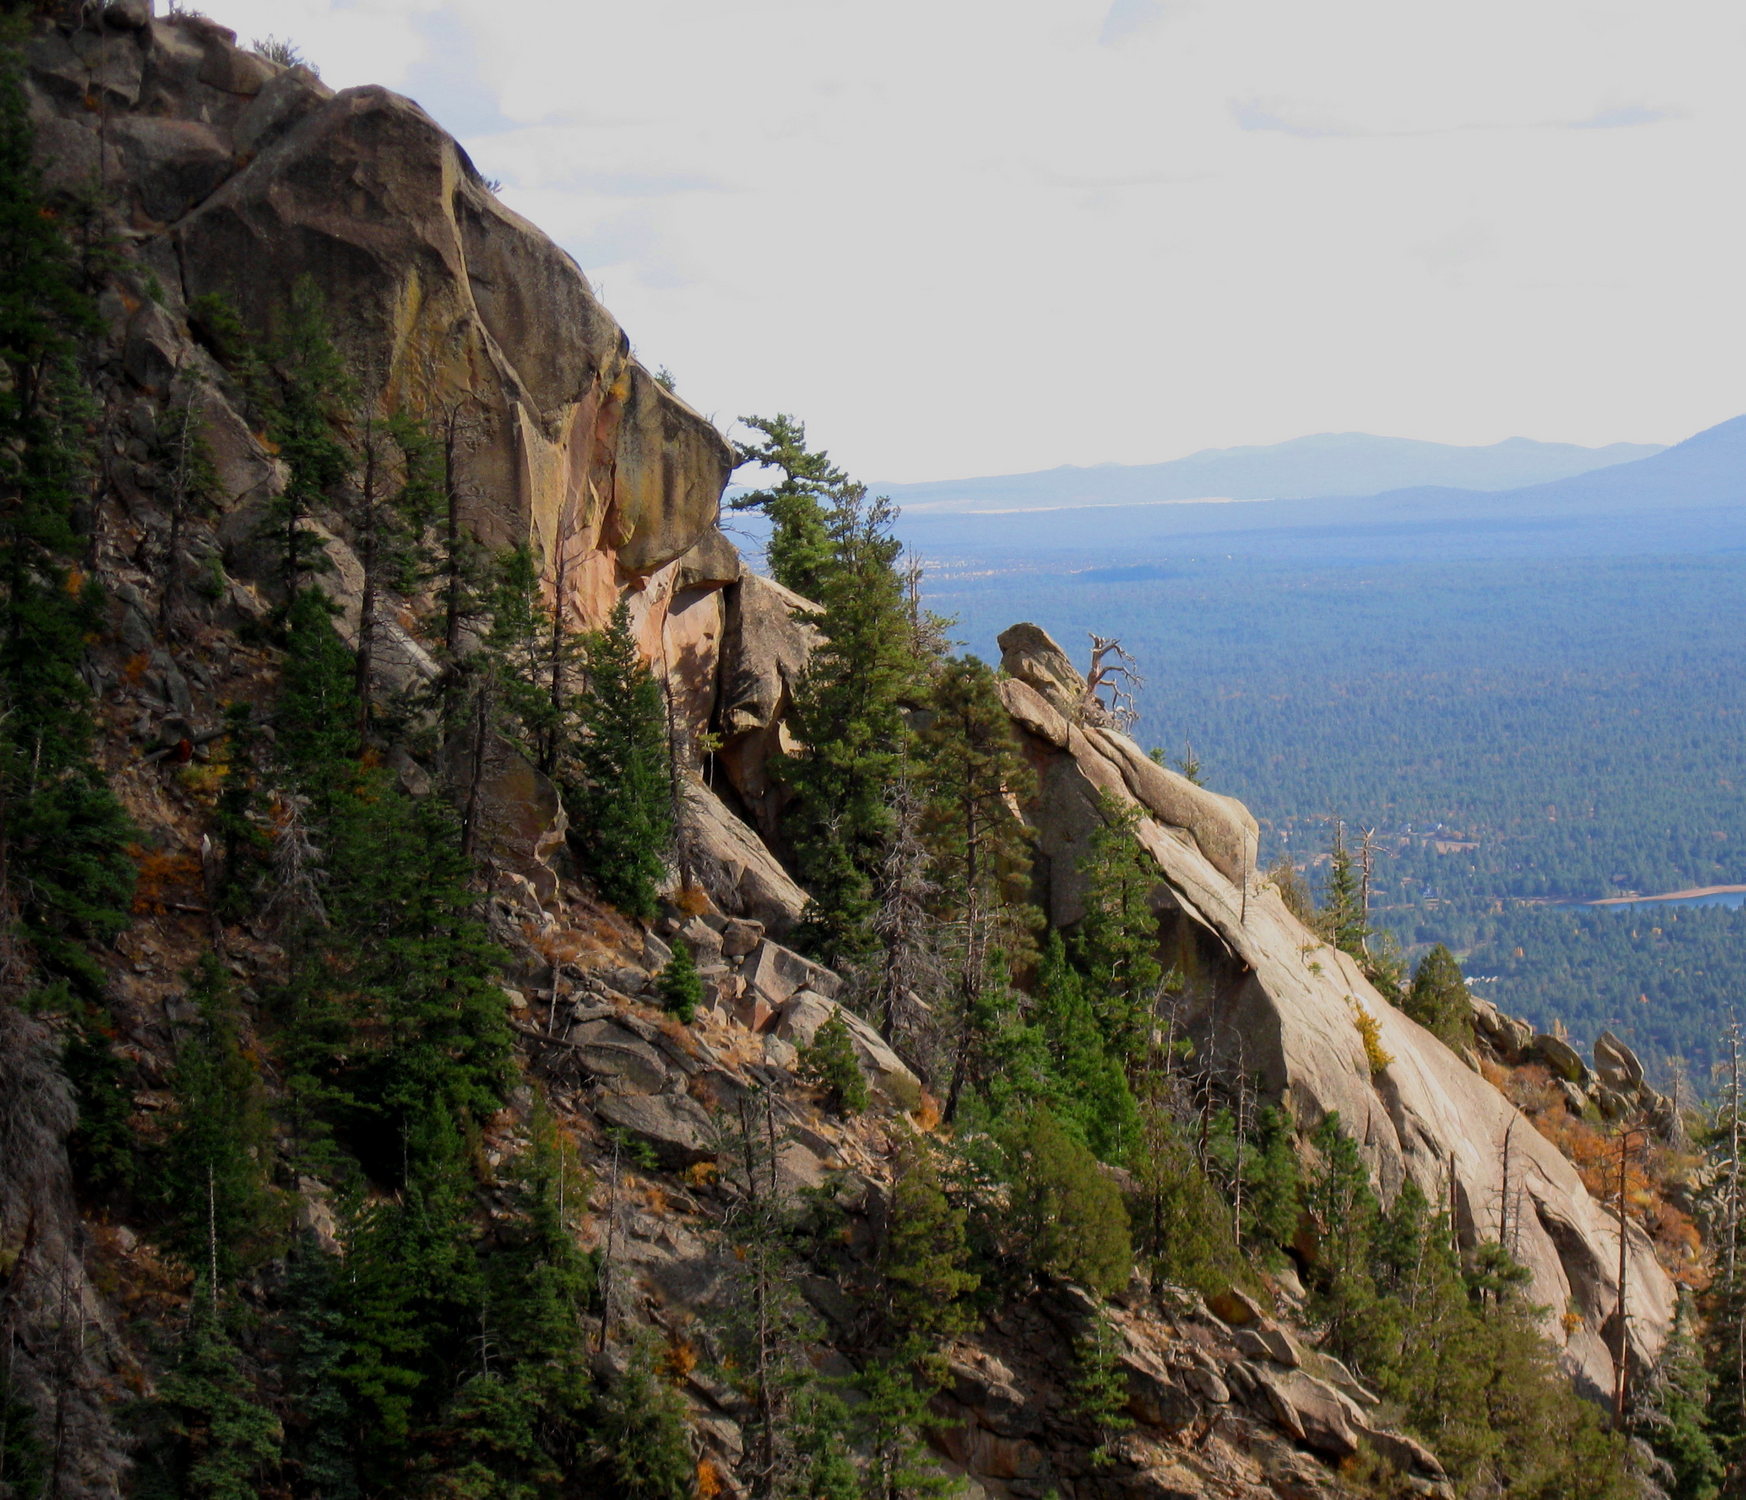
[998,623,1673,1398]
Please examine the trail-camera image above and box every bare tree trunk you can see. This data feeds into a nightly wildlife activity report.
[596,1136,620,1355]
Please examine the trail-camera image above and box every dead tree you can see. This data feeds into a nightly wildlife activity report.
[1083,634,1142,731]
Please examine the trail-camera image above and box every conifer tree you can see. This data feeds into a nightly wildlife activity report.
[0,34,133,989]
[657,938,703,1025]
[781,484,924,966]
[256,277,352,606]
[279,1238,360,1500]
[1073,795,1164,1058]
[152,375,220,634]
[1637,1295,1723,1500]
[798,1012,869,1115]
[583,1337,694,1500]
[1067,1309,1133,1468]
[919,655,1037,1120]
[729,413,847,599]
[345,404,438,734]
[143,1284,283,1500]
[1006,1106,1131,1295]
[1403,943,1474,1053]
[1030,932,1141,1163]
[1304,1113,1378,1350]
[480,544,578,777]
[427,396,494,732]
[1322,820,1367,958]
[158,956,278,1283]
[859,1134,977,1500]
[567,598,670,920]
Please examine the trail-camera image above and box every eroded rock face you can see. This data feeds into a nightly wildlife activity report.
[997,622,1675,1398]
[29,10,732,644]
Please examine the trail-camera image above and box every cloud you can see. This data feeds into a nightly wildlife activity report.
[199,0,1746,481]
[1570,104,1682,130]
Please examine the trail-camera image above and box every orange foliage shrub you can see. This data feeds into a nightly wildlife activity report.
[129,844,203,914]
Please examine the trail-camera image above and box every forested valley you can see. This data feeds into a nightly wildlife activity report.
[922,550,1746,1085]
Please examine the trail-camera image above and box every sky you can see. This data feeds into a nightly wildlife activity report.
[201,0,1746,482]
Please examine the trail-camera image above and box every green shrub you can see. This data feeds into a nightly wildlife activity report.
[656,940,702,1025]
[799,1012,869,1115]
[1007,1106,1131,1295]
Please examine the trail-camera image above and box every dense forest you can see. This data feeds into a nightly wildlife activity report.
[922,550,1746,1084]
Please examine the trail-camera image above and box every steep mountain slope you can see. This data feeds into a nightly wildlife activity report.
[1,6,1691,1498]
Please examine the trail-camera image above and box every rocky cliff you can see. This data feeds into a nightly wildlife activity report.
[994,623,1675,1399]
[8,5,1682,1496]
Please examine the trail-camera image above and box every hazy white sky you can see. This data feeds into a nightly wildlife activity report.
[204,0,1745,482]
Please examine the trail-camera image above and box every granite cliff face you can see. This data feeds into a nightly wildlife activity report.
[13,6,1681,1495]
[26,3,736,664]
[996,624,1675,1399]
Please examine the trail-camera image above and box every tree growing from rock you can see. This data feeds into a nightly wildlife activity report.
[729,413,847,600]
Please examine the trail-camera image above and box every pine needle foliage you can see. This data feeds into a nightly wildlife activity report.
[0,35,133,989]
[782,485,925,966]
[566,598,670,921]
[729,413,847,600]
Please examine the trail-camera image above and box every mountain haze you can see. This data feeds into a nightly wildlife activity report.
[879,431,1664,513]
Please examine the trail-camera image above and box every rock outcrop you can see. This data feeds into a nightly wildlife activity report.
[26,6,734,687]
[996,624,1674,1397]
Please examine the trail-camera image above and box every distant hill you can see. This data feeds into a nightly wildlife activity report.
[888,415,1746,568]
[878,431,1665,513]
[1353,412,1746,520]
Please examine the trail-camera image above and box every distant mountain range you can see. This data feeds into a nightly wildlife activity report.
[889,415,1746,567]
[878,432,1665,513]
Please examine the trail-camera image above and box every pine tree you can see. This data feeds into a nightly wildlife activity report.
[1403,943,1474,1053]
[424,396,494,733]
[481,544,578,777]
[337,1107,484,1469]
[152,374,220,634]
[1304,1112,1378,1353]
[0,34,133,990]
[566,598,670,921]
[798,1012,869,1115]
[857,1135,976,1500]
[213,701,271,919]
[279,1238,361,1500]
[145,1285,284,1500]
[1031,932,1141,1163]
[729,413,847,600]
[1322,820,1367,958]
[1073,795,1164,1058]
[583,1337,694,1500]
[345,404,438,734]
[919,655,1037,1120]
[255,277,352,606]
[1067,1308,1133,1468]
[1636,1295,1723,1500]
[157,956,278,1282]
[1006,1106,1132,1295]
[781,485,925,966]
[657,939,703,1025]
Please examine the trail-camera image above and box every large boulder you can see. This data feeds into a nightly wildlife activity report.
[714,573,821,838]
[1594,1029,1646,1091]
[775,990,920,1099]
[678,774,808,934]
[442,730,567,902]
[994,622,1676,1399]
[997,622,1087,720]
